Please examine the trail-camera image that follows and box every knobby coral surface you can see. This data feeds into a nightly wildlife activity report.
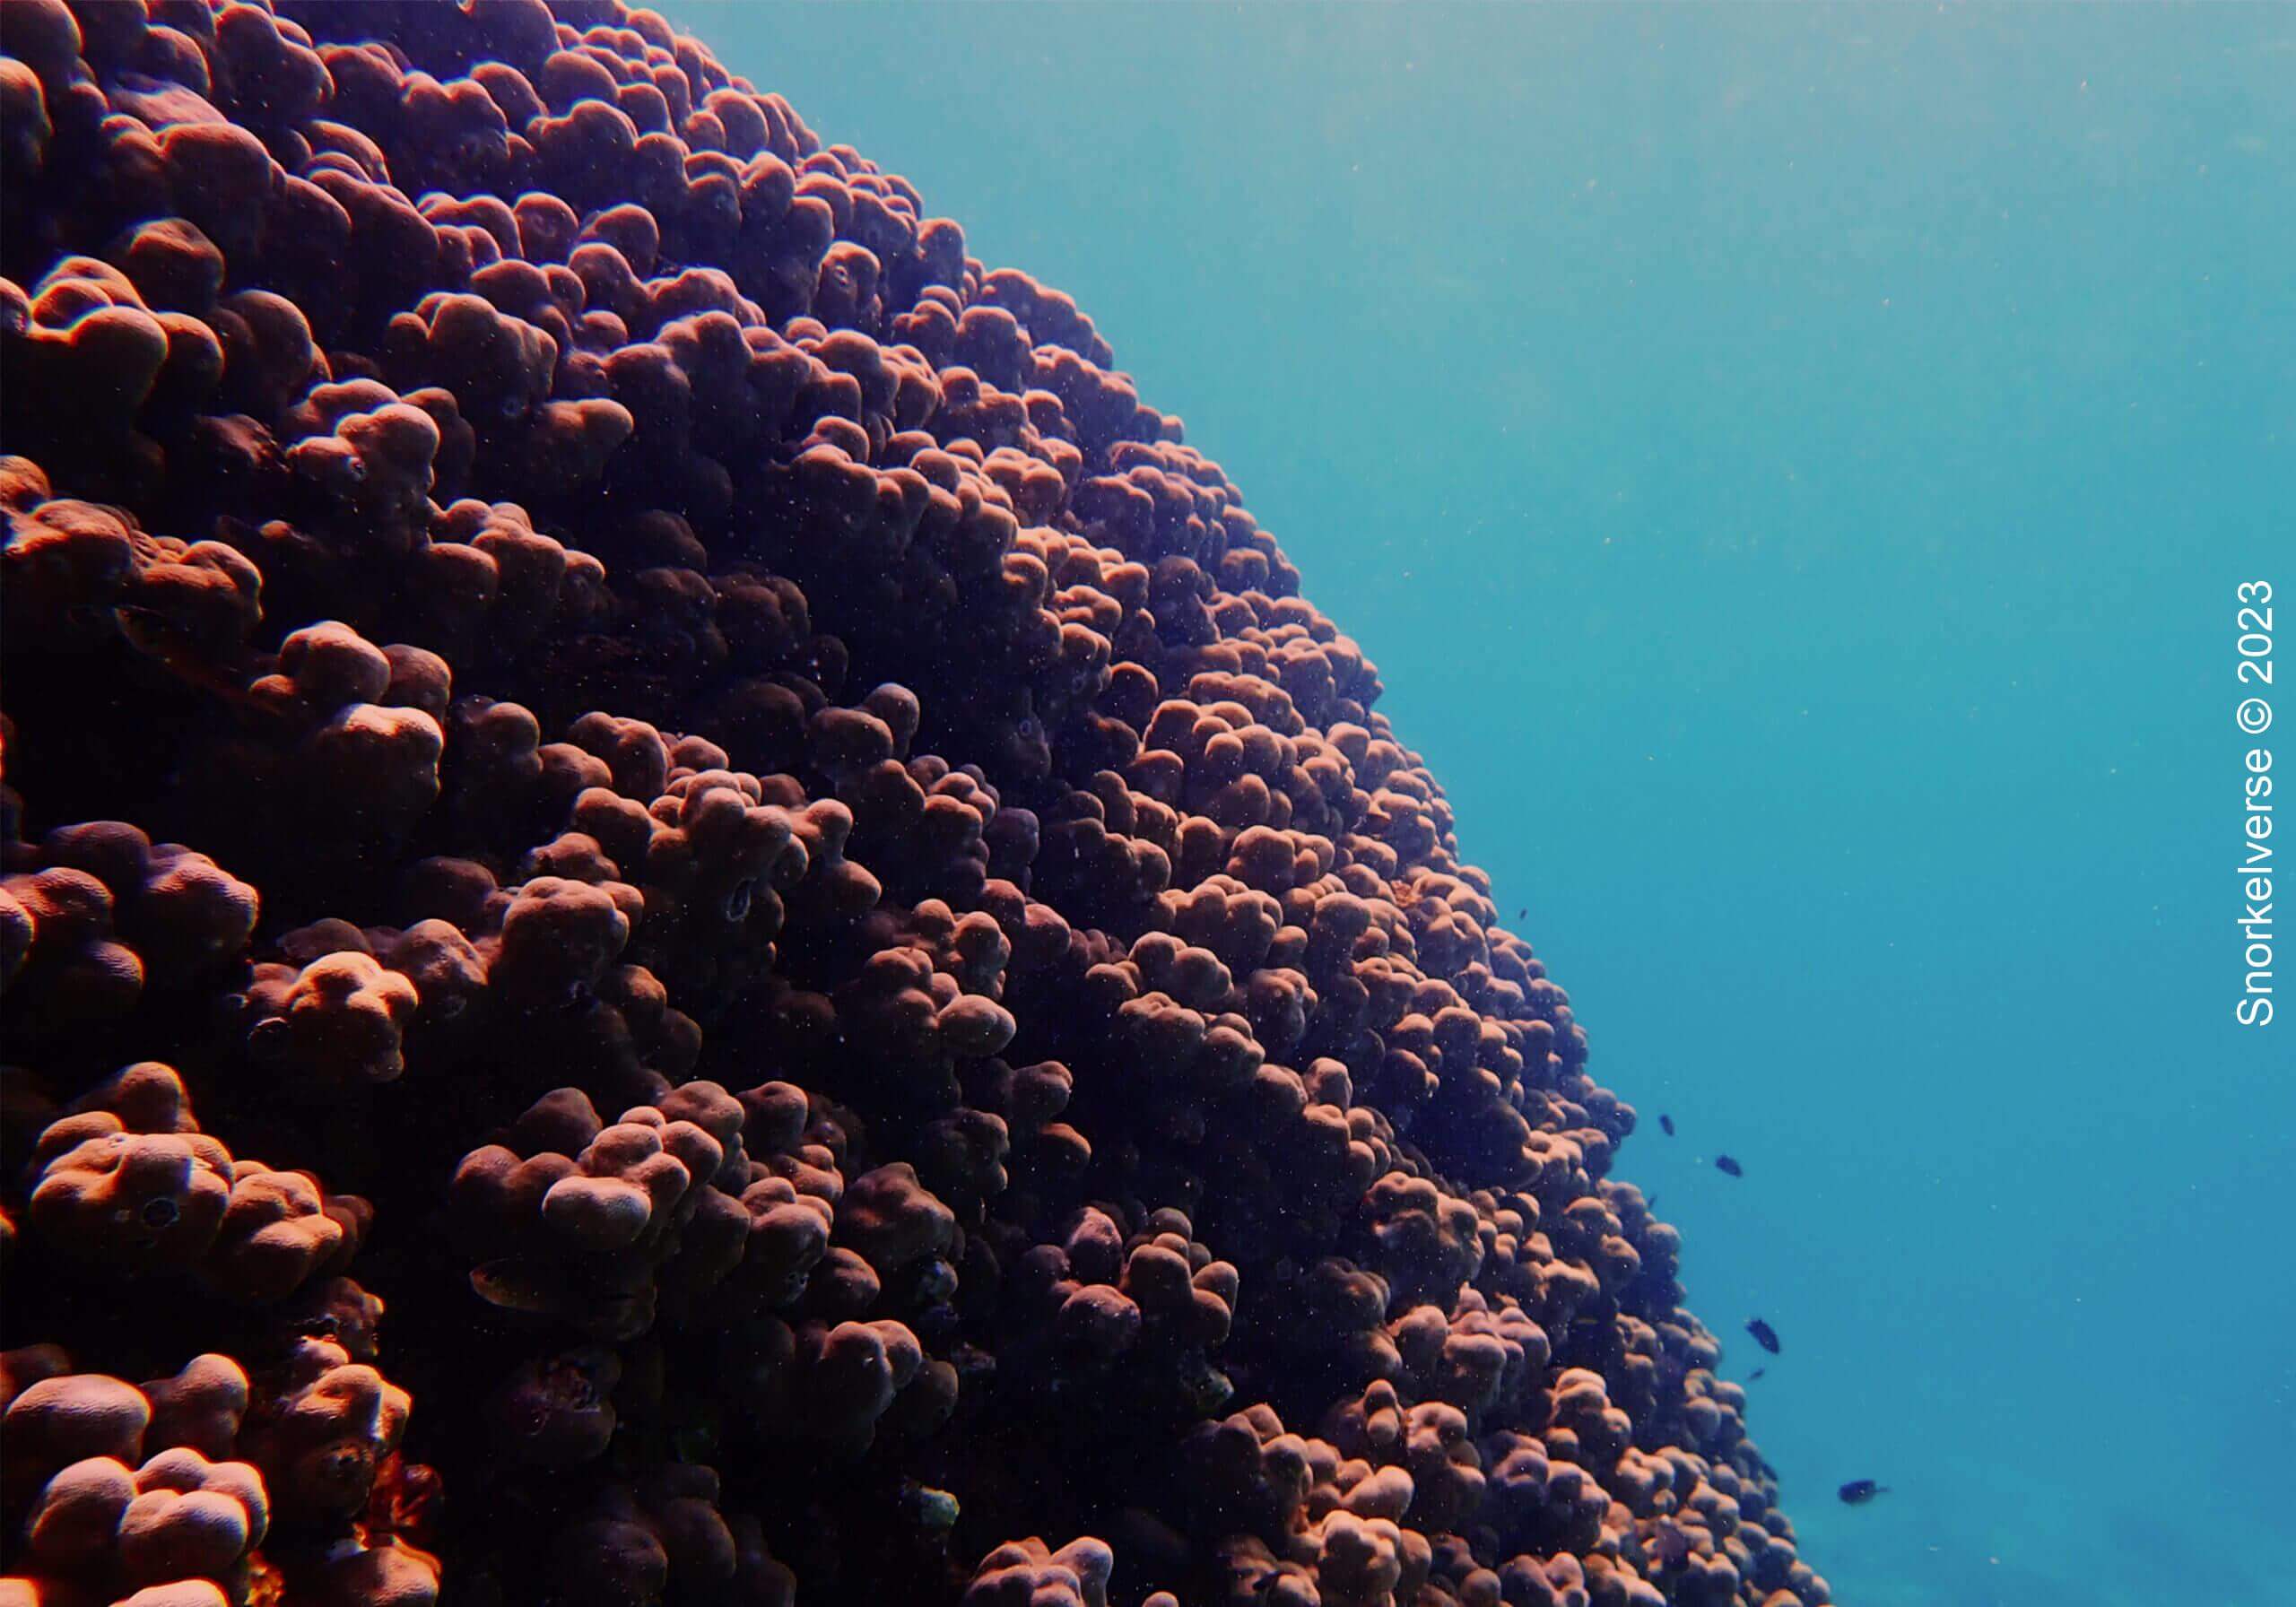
[0,4,1825,1605]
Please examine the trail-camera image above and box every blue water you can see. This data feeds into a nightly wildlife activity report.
[692,5,2296,1602]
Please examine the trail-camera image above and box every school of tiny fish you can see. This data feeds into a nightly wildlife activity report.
[1630,1110,1886,1506]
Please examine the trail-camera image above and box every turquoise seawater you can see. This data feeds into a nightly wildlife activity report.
[683,5,2294,1603]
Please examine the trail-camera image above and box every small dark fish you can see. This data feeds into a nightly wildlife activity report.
[1838,1480,1888,1506]
[1646,1194,1660,1212]
[1745,1317,1780,1354]
[898,1480,961,1531]
[1745,1366,1766,1381]
[470,1258,572,1316]
[1714,1154,1743,1177]
[1517,907,1526,921]
[1659,1113,1675,1136]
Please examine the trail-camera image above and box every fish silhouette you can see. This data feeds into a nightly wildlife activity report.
[1838,1480,1888,1505]
[1715,1154,1743,1177]
[1659,1113,1675,1136]
[1746,1366,1766,1380]
[1745,1317,1780,1353]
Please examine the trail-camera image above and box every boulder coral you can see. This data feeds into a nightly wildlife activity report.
[0,4,1823,1605]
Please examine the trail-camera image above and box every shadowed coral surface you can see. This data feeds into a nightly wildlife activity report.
[0,4,1824,1605]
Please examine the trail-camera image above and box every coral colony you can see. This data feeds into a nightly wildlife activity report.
[0,4,1825,1605]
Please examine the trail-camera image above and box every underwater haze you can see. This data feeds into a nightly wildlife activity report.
[701,4,2296,1603]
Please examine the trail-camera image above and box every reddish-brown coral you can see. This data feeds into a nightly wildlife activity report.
[0,4,1817,1605]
